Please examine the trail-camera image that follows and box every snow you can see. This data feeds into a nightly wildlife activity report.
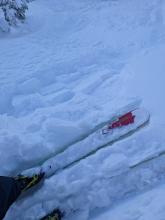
[92,184,165,220]
[1,0,165,219]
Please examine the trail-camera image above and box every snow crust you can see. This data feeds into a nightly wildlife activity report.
[1,0,165,219]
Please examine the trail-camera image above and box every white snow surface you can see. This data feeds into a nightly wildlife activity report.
[1,0,165,219]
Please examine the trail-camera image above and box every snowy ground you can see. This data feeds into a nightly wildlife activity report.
[1,0,165,219]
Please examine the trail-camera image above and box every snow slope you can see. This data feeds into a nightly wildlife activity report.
[1,0,165,219]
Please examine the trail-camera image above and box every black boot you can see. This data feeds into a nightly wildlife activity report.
[41,209,63,220]
[15,172,45,193]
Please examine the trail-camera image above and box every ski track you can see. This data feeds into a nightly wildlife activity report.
[1,0,165,219]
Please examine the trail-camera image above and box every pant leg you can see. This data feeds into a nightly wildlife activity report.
[0,176,21,220]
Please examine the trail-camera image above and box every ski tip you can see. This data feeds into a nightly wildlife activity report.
[101,108,150,135]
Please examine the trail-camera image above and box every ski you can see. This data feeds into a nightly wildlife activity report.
[22,104,149,179]
[41,108,150,177]
[38,102,143,168]
[130,149,165,168]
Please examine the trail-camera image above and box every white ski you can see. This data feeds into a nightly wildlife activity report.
[42,108,150,177]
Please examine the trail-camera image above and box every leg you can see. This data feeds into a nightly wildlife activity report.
[0,172,44,220]
[0,176,21,220]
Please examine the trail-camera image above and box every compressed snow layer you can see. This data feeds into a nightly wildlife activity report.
[1,0,165,219]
